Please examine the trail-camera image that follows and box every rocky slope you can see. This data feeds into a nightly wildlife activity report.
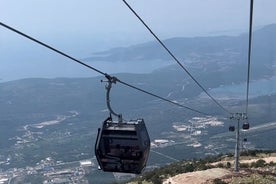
[126,150,276,184]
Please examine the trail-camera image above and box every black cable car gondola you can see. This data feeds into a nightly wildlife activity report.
[95,117,150,174]
[242,122,250,130]
[95,76,150,174]
[229,125,235,132]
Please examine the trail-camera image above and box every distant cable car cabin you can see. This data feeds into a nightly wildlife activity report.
[229,126,235,132]
[94,76,150,174]
[242,122,250,130]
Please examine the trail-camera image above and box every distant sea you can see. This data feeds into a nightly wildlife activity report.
[203,76,276,99]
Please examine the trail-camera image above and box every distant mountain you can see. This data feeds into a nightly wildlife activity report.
[85,24,276,68]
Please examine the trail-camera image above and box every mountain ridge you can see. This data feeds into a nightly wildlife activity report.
[84,24,276,66]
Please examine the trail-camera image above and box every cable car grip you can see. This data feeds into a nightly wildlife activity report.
[101,75,123,124]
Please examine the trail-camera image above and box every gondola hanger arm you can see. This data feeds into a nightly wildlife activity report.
[101,75,123,124]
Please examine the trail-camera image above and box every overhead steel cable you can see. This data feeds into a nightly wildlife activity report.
[0,22,106,77]
[150,150,179,162]
[117,79,210,115]
[0,21,210,116]
[246,0,254,115]
[122,0,231,115]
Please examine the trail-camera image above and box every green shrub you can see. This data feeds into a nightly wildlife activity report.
[226,162,231,168]
[216,163,224,168]
[213,178,227,184]
[251,159,266,168]
[151,175,162,184]
[240,163,250,168]
[268,161,275,166]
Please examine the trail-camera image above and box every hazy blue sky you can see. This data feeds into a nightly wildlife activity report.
[1,0,276,81]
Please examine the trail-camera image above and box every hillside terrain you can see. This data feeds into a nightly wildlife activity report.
[126,150,276,184]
